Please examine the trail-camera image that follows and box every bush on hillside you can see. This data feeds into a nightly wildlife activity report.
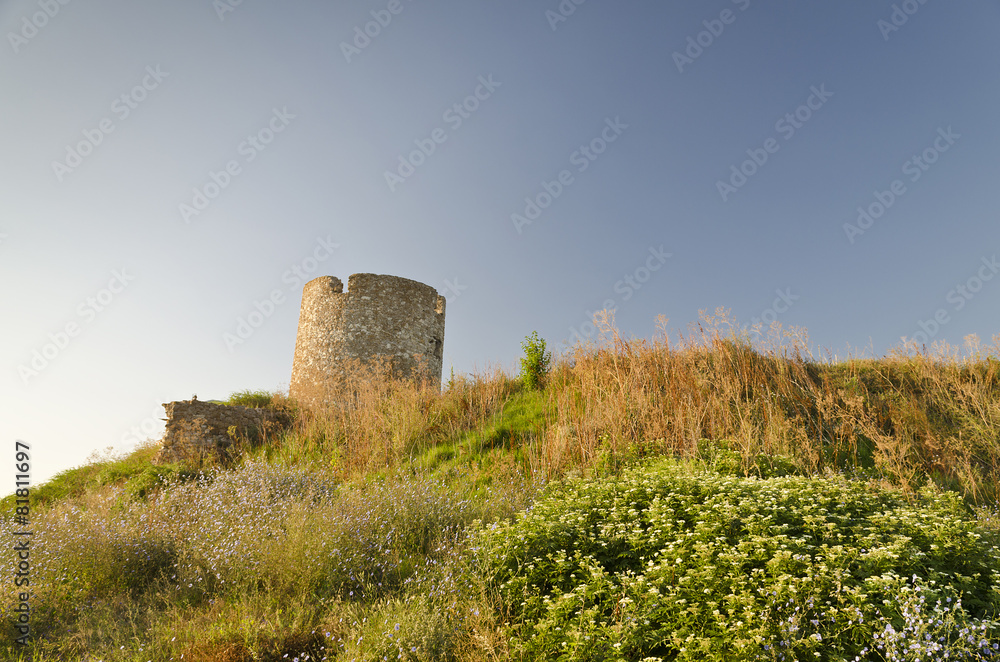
[476,459,1000,661]
[520,331,552,390]
[227,389,276,409]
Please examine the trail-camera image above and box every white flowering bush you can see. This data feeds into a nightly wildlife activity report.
[476,460,1000,661]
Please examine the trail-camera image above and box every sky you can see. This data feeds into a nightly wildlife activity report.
[2,1,999,494]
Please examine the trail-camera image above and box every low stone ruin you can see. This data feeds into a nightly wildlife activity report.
[154,398,283,464]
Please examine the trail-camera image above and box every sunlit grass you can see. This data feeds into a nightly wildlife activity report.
[4,312,1000,660]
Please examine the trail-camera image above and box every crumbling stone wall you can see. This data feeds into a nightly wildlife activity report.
[155,398,280,464]
[289,273,446,409]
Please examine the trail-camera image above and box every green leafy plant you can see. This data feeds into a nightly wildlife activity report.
[476,460,1000,661]
[227,389,275,408]
[520,331,552,390]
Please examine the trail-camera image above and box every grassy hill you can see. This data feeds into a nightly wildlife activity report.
[3,318,1000,660]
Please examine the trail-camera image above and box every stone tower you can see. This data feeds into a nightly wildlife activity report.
[289,273,446,408]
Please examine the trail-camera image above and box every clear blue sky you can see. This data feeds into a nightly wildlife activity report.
[2,1,999,492]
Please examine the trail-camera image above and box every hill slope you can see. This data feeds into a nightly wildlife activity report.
[4,323,1000,660]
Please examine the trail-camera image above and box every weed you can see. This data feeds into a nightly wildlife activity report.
[520,331,552,390]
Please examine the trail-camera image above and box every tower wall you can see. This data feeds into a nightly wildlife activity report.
[289,273,446,408]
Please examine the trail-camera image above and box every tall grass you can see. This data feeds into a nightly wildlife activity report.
[546,310,1000,502]
[1,461,533,660]
[260,358,522,477]
[217,313,1000,501]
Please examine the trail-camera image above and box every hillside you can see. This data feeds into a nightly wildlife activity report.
[3,319,1000,661]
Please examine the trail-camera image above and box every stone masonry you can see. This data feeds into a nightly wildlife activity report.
[154,398,281,464]
[289,273,446,409]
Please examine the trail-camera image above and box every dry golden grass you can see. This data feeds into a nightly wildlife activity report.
[269,357,520,476]
[244,309,1000,504]
[542,309,1000,501]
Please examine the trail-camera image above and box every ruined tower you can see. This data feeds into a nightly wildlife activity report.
[289,274,446,408]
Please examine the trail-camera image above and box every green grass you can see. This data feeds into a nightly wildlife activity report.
[0,443,189,512]
[5,322,1000,661]
[418,387,549,469]
[227,389,277,408]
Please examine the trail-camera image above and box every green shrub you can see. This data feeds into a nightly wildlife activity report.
[476,459,1000,661]
[227,389,275,408]
[520,331,552,390]
[695,438,800,478]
